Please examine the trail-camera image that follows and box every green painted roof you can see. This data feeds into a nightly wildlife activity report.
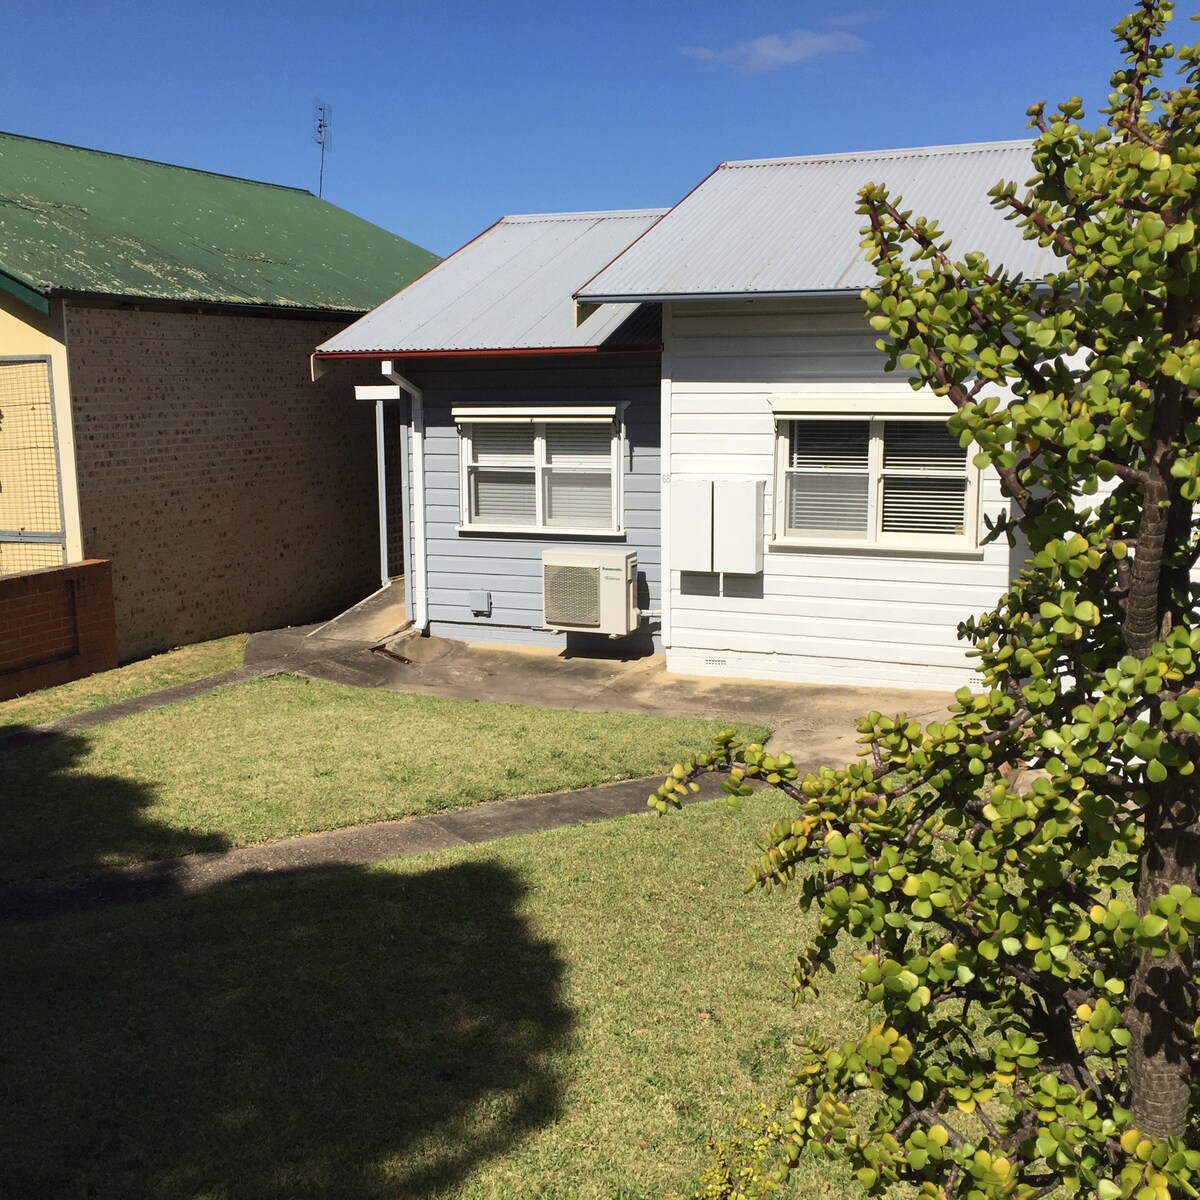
[0,131,438,315]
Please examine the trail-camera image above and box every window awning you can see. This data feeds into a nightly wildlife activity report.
[451,405,618,424]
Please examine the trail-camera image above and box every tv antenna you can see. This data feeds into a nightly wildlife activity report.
[314,102,332,197]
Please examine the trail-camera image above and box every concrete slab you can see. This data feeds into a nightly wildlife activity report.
[242,623,952,767]
[243,624,326,664]
[323,630,955,767]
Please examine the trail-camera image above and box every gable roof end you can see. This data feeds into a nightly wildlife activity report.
[576,140,1055,303]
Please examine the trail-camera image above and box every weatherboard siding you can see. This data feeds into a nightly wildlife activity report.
[664,299,1015,690]
[399,356,661,649]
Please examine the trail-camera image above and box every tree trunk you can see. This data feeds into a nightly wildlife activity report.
[1126,776,1200,1138]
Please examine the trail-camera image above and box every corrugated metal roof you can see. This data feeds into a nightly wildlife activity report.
[577,141,1056,302]
[317,209,666,355]
[0,131,438,314]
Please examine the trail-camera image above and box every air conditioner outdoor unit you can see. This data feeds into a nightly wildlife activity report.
[542,548,639,636]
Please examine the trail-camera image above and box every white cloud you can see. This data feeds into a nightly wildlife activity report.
[825,9,880,31]
[683,26,864,74]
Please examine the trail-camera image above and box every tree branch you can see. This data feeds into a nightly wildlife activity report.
[997,192,1112,280]
[1115,114,1170,153]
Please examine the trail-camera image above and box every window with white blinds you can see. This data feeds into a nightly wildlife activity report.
[460,417,620,533]
[778,417,973,545]
[880,421,969,536]
[785,420,871,539]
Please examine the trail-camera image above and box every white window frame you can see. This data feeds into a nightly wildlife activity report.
[769,390,980,553]
[453,405,626,536]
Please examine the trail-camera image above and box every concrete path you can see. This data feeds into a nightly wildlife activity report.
[0,662,283,749]
[246,624,954,768]
[305,581,411,643]
[2,618,952,926]
[0,772,737,926]
[6,621,950,762]
[0,624,369,747]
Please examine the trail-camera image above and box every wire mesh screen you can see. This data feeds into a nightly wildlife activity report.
[0,359,66,574]
[0,541,64,573]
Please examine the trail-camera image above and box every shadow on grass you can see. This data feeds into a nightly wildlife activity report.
[1,729,573,1194]
[2,858,572,1198]
[0,726,231,889]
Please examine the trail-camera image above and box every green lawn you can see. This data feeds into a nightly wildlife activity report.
[1,674,769,884]
[0,633,248,731]
[0,791,860,1199]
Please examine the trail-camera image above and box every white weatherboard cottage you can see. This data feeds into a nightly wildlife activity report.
[315,141,1056,692]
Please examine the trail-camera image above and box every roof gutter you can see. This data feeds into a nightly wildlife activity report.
[575,279,1058,312]
[0,269,50,315]
[314,343,661,361]
[576,288,869,313]
[0,277,368,324]
[45,288,366,322]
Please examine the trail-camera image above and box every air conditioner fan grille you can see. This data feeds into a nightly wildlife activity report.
[544,563,600,627]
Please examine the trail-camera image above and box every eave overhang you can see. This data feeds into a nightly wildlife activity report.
[0,268,50,315]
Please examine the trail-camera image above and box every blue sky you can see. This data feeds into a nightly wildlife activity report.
[6,1,1143,257]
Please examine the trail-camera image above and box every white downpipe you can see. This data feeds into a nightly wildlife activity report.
[659,303,673,648]
[382,361,429,633]
[374,401,389,589]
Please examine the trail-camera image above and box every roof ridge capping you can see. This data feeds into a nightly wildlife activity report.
[720,138,1033,169]
[0,129,314,195]
[503,208,668,223]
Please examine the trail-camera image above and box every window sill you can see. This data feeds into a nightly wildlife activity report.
[457,525,627,540]
[768,537,985,560]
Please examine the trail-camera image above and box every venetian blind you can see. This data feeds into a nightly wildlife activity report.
[543,423,614,528]
[468,423,537,523]
[785,420,871,535]
[880,422,967,536]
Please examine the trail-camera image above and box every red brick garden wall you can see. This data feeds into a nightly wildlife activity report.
[0,559,117,701]
[63,305,379,661]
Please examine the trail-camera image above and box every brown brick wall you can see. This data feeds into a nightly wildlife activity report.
[0,559,117,700]
[64,306,379,660]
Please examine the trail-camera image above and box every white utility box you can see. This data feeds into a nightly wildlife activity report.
[713,479,765,574]
[670,479,714,571]
[669,479,764,574]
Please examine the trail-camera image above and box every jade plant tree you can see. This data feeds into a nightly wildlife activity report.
[654,4,1200,1196]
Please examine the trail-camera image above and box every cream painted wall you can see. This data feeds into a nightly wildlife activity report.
[0,292,83,561]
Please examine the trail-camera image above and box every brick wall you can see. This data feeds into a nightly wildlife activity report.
[63,306,379,660]
[0,559,117,700]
